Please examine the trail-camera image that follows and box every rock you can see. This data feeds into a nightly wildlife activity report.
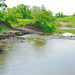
[0,49,4,52]
[0,47,4,52]
[16,36,25,40]
[3,32,8,34]
[15,32,21,36]
[62,33,74,37]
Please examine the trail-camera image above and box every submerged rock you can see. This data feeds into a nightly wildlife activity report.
[0,49,4,52]
[0,47,4,52]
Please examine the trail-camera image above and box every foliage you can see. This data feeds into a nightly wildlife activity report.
[4,8,18,24]
[0,0,7,11]
[16,4,31,19]
[0,10,5,20]
[57,16,75,27]
[9,19,34,27]
[41,5,46,11]
[67,21,75,27]
[55,12,68,18]
[55,22,62,27]
[0,26,9,31]
[34,10,56,31]
[18,19,34,26]
[0,4,56,32]
[56,29,75,34]
[57,16,75,22]
[30,6,41,19]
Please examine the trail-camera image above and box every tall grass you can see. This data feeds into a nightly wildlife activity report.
[18,19,34,26]
[10,19,34,27]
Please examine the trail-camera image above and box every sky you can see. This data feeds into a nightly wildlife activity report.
[5,0,75,15]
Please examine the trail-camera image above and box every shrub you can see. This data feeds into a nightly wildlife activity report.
[0,27,6,31]
[0,10,5,21]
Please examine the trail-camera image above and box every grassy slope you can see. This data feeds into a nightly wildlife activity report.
[0,21,21,34]
[0,21,12,32]
[10,19,34,27]
[57,16,75,27]
[55,16,75,34]
[55,29,75,34]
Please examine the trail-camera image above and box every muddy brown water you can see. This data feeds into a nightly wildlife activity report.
[0,34,75,75]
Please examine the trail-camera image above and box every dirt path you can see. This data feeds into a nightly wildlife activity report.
[59,21,71,27]
[14,27,43,34]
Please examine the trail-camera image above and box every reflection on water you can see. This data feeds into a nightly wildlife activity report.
[0,35,75,75]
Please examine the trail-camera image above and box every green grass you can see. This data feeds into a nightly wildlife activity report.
[27,37,34,41]
[0,27,11,31]
[57,16,75,22]
[55,22,62,28]
[55,16,75,34]
[18,19,34,26]
[56,16,75,27]
[55,29,75,34]
[27,37,45,42]
[10,19,34,27]
[67,21,75,27]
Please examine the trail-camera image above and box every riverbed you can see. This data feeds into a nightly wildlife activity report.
[0,34,75,75]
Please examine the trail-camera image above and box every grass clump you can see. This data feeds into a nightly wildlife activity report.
[27,37,46,42]
[27,37,34,41]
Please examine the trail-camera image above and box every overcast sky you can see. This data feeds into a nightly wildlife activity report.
[5,0,75,15]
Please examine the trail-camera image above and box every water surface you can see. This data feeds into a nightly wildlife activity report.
[0,34,75,75]
[58,27,75,30]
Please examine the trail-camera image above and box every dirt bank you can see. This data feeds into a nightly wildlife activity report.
[0,21,53,39]
[0,21,13,28]
[0,21,43,39]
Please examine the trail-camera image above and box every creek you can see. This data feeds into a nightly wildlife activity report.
[0,34,75,75]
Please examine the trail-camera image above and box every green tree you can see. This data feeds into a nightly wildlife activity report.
[34,10,56,31]
[55,12,68,18]
[0,10,5,20]
[31,6,41,19]
[0,0,7,11]
[41,5,46,11]
[16,4,30,19]
[4,8,18,24]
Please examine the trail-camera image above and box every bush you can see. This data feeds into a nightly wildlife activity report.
[34,10,56,32]
[0,27,6,31]
[0,11,5,21]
